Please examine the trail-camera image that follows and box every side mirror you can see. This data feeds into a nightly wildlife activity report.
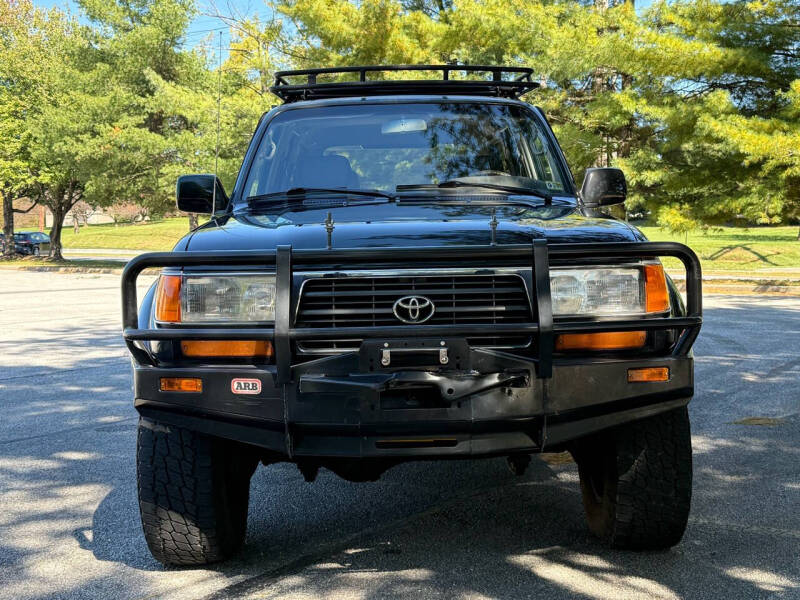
[580,168,627,207]
[176,174,228,214]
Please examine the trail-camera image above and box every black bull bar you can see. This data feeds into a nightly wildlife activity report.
[121,241,702,382]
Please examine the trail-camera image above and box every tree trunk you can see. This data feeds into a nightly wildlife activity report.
[188,213,198,230]
[49,204,65,260]
[2,191,15,258]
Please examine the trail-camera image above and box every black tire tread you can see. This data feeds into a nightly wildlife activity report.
[136,417,251,566]
[574,406,692,551]
[610,407,692,549]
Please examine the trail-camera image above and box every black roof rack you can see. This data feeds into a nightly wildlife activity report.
[270,65,538,103]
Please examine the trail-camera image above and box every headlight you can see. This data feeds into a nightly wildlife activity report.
[550,264,669,316]
[155,274,276,323]
[183,275,276,322]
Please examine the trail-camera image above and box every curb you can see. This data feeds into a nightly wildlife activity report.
[63,248,143,255]
[0,266,123,274]
[674,283,800,297]
[0,264,154,274]
[669,274,800,286]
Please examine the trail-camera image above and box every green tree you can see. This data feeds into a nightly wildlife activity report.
[618,0,800,227]
[0,1,105,259]
[0,91,35,257]
[25,67,103,259]
[270,0,800,230]
[77,0,272,230]
[657,204,698,244]
[75,0,207,224]
[0,1,42,257]
[277,0,446,67]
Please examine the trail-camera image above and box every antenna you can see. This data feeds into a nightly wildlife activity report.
[212,30,222,213]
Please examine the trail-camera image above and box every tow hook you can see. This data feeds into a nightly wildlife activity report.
[507,454,531,476]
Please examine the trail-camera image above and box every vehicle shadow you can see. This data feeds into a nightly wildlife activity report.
[203,415,799,600]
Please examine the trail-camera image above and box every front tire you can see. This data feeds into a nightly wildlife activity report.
[136,417,257,566]
[572,406,692,550]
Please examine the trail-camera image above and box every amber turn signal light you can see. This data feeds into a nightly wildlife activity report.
[181,340,274,358]
[644,264,670,313]
[159,377,202,392]
[556,331,647,351]
[155,275,181,322]
[627,367,670,382]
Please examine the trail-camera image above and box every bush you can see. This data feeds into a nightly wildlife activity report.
[657,205,698,243]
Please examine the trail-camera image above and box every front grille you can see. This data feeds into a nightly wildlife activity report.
[296,273,533,352]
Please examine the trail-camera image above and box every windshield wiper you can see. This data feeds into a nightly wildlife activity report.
[398,181,552,204]
[248,187,396,205]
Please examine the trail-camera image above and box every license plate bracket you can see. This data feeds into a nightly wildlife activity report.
[359,338,471,372]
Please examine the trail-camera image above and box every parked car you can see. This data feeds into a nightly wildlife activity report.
[14,231,50,256]
[121,65,702,566]
[1,232,30,255]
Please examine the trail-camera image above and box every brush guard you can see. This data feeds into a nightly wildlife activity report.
[121,241,702,382]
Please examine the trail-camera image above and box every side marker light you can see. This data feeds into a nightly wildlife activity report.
[627,367,670,383]
[159,377,203,392]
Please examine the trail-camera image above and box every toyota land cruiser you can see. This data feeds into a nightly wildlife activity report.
[122,65,702,566]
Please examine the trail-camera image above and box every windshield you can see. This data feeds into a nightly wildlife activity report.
[240,102,569,201]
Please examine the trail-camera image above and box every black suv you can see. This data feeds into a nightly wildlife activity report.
[0,231,50,256]
[122,66,702,566]
[8,231,50,255]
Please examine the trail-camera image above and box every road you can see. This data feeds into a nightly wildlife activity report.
[0,270,798,600]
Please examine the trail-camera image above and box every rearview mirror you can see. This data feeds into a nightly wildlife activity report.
[176,174,228,214]
[381,118,427,134]
[580,168,627,207]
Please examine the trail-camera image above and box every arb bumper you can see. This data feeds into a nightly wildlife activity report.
[123,242,701,458]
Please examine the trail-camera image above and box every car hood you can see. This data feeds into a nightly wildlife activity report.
[181,200,643,252]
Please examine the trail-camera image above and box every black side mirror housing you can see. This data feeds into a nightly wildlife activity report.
[176,174,228,214]
[580,168,627,207]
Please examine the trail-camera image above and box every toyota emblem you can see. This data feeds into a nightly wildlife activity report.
[392,295,435,324]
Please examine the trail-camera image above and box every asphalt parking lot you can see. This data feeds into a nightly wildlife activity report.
[0,270,798,600]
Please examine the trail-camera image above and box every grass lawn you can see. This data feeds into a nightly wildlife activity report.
[15,218,799,275]
[58,217,200,251]
[637,225,800,273]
